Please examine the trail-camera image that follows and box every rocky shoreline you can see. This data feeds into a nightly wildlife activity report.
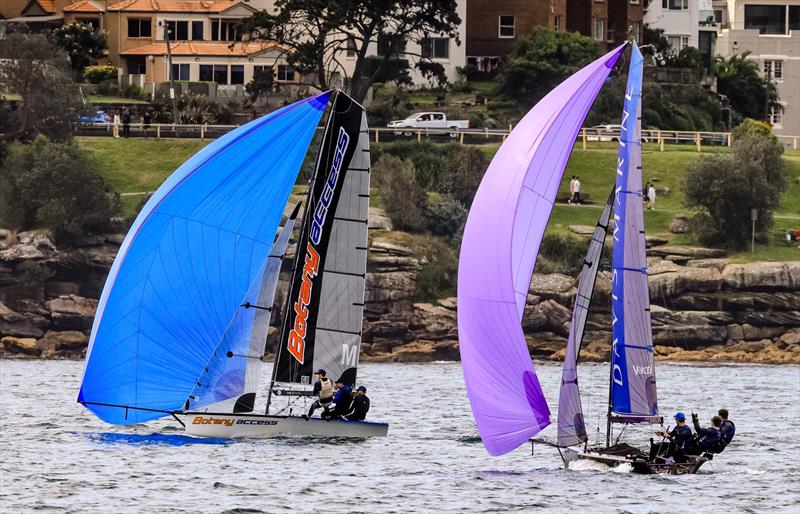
[1,225,799,365]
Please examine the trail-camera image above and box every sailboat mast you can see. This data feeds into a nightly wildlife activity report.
[265,92,338,413]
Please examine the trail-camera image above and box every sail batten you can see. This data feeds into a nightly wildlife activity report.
[610,43,658,418]
[78,92,331,425]
[458,44,626,457]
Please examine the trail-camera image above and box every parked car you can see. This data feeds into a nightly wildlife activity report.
[586,123,622,142]
[79,110,111,124]
[387,112,470,130]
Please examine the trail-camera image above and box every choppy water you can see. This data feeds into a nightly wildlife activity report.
[1,359,798,513]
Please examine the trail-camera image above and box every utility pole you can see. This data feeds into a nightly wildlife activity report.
[751,208,757,254]
[163,22,178,124]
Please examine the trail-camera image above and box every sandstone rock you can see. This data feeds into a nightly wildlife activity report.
[529,273,576,305]
[645,235,668,247]
[647,259,682,276]
[390,340,460,362]
[365,271,416,304]
[0,229,13,250]
[103,233,126,245]
[0,244,44,262]
[664,255,692,264]
[370,239,413,256]
[650,309,734,327]
[44,281,81,297]
[1,336,40,356]
[725,324,744,340]
[0,302,44,338]
[368,207,393,230]
[79,245,118,269]
[740,323,787,340]
[730,339,771,353]
[71,234,107,247]
[410,303,457,340]
[780,328,800,346]
[669,214,690,234]
[38,330,88,352]
[648,267,722,298]
[46,295,98,331]
[686,259,731,271]
[736,311,800,328]
[16,299,50,316]
[532,300,572,334]
[649,245,725,258]
[652,324,727,347]
[666,291,800,312]
[437,297,456,310]
[721,262,800,290]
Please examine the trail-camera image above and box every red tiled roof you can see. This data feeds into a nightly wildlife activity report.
[120,41,286,56]
[34,0,56,13]
[63,0,104,13]
[106,0,241,13]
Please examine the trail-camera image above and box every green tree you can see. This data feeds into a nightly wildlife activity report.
[0,136,121,239]
[439,146,487,206]
[424,195,466,240]
[242,0,461,103]
[497,27,598,109]
[642,25,670,65]
[0,31,84,142]
[683,132,787,249]
[52,21,108,77]
[245,67,276,103]
[715,52,778,121]
[374,154,427,232]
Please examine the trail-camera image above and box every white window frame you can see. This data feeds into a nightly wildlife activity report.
[421,37,449,60]
[763,60,783,82]
[554,15,561,32]
[768,105,782,127]
[498,15,515,38]
[593,18,605,41]
[277,64,296,82]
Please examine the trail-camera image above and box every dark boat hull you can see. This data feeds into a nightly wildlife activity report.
[573,443,709,475]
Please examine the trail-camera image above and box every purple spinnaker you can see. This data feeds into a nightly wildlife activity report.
[557,190,613,447]
[458,44,626,456]
[610,42,658,417]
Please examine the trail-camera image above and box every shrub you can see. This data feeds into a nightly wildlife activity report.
[538,233,593,275]
[83,65,118,84]
[414,236,457,301]
[366,85,411,126]
[374,141,458,189]
[0,136,121,240]
[424,195,466,241]
[439,146,488,207]
[684,132,786,249]
[732,118,778,144]
[373,155,427,232]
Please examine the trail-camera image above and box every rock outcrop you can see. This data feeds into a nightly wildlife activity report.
[0,225,798,365]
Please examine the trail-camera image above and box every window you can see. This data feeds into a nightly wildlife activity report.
[230,65,244,85]
[165,20,189,41]
[790,6,800,31]
[631,22,641,41]
[171,63,190,81]
[769,106,782,126]
[377,34,405,57]
[127,18,151,38]
[667,34,689,52]
[630,0,640,4]
[593,18,605,41]
[554,15,562,32]
[346,36,357,58]
[744,5,787,34]
[253,65,271,76]
[607,24,615,41]
[192,21,203,40]
[277,65,296,81]
[421,37,449,59]
[764,60,783,81]
[211,20,241,41]
[498,15,515,38]
[199,64,228,84]
[126,56,146,75]
[662,0,687,10]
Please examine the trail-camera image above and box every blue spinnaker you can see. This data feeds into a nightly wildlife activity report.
[78,92,331,425]
[610,43,658,416]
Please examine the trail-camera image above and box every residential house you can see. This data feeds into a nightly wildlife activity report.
[2,0,67,29]
[716,0,800,136]
[643,0,720,67]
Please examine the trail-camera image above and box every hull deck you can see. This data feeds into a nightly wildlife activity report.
[182,412,389,439]
[570,445,709,475]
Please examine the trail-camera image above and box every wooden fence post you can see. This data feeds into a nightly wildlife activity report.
[156,124,161,139]
[727,133,732,147]
[200,125,205,141]
[581,129,587,150]
[459,131,464,144]
[659,131,664,152]
[417,129,422,143]
[695,132,701,152]
[375,129,379,143]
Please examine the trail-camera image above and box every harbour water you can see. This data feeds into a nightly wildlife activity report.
[1,359,798,513]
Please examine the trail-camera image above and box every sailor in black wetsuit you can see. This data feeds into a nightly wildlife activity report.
[652,412,693,460]
[688,412,723,454]
[346,385,370,421]
[718,408,736,451]
[323,379,353,420]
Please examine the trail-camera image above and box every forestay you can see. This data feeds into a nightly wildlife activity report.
[610,43,658,417]
[457,44,626,456]
[274,92,370,388]
[557,191,613,447]
[78,92,331,425]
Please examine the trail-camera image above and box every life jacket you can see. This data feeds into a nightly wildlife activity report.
[720,419,735,446]
[319,378,334,400]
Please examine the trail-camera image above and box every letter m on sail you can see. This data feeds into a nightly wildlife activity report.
[341,344,358,366]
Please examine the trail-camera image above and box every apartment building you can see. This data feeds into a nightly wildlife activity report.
[716,0,800,136]
[466,0,642,73]
[643,0,719,66]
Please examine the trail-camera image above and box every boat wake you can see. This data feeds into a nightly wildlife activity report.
[567,458,632,474]
[79,432,234,446]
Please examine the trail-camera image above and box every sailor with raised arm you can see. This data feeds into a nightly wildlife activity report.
[688,412,723,454]
[303,369,334,420]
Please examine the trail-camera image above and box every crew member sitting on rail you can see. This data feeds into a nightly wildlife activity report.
[718,408,736,451]
[651,412,693,460]
[346,386,370,421]
[303,369,334,421]
[688,412,723,454]
[323,379,353,421]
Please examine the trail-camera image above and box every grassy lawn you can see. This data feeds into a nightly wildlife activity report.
[78,136,799,261]
[87,95,149,105]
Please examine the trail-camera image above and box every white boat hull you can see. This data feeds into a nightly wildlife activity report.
[182,413,389,439]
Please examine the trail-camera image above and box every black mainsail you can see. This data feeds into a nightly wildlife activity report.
[272,91,370,391]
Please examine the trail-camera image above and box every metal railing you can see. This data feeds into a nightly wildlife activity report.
[75,122,800,151]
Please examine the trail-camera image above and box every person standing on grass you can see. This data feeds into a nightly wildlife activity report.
[122,109,131,138]
[112,111,121,138]
[573,176,581,204]
[143,111,152,139]
[647,182,656,210]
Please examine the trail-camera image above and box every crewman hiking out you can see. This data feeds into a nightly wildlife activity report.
[346,385,371,421]
[303,369,334,420]
[688,412,723,455]
[718,408,736,451]
[323,379,353,421]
